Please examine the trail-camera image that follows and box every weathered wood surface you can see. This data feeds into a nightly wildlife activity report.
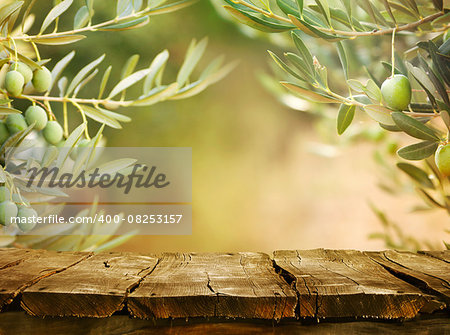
[0,248,90,311]
[0,248,449,322]
[128,252,297,320]
[368,250,450,304]
[419,250,450,263]
[21,252,159,317]
[0,312,449,335]
[273,249,447,319]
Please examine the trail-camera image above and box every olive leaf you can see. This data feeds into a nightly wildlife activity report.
[108,68,151,99]
[336,41,349,80]
[276,0,300,16]
[1,45,41,70]
[77,104,123,129]
[133,83,179,106]
[177,38,208,87]
[147,0,193,15]
[281,82,339,103]
[268,51,306,82]
[313,0,331,27]
[363,79,381,102]
[337,103,355,135]
[94,231,137,252]
[99,16,149,31]
[74,6,90,29]
[143,49,169,93]
[391,112,440,141]
[291,32,314,74]
[347,79,364,92]
[66,54,105,96]
[397,141,438,161]
[50,50,76,92]
[364,105,395,126]
[397,163,434,189]
[288,14,348,41]
[121,55,140,80]
[73,68,98,97]
[98,66,112,99]
[33,35,86,45]
[0,107,21,115]
[0,1,23,30]
[171,60,236,100]
[224,5,294,33]
[40,0,74,33]
[285,53,315,81]
[55,123,87,168]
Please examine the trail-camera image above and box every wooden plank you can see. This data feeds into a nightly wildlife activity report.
[418,250,450,263]
[0,248,37,269]
[273,249,442,319]
[0,249,90,311]
[128,252,297,320]
[0,312,449,335]
[21,252,159,317]
[368,250,450,303]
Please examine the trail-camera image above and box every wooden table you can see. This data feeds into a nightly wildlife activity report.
[0,248,448,334]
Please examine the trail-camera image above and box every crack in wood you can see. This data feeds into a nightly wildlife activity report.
[11,253,93,313]
[271,256,302,319]
[368,252,449,306]
[2,249,448,321]
[418,251,450,264]
[127,258,161,296]
[382,252,450,289]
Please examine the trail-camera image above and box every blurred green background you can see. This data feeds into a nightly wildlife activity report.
[28,0,446,252]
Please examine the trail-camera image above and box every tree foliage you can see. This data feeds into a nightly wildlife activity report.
[0,0,233,250]
[221,0,449,249]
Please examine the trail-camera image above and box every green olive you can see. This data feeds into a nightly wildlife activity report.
[32,67,52,92]
[435,143,450,176]
[381,74,411,111]
[17,206,38,232]
[25,105,48,131]
[0,186,10,202]
[70,138,90,160]
[6,114,28,134]
[11,62,33,83]
[43,120,63,145]
[5,70,25,97]
[0,200,18,226]
[0,121,10,145]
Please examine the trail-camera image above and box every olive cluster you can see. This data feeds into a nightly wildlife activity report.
[0,105,63,146]
[0,61,64,146]
[4,62,51,97]
[0,186,36,232]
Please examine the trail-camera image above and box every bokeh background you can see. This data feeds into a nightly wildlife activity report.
[29,0,447,252]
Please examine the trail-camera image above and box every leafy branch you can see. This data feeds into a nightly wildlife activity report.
[224,0,448,40]
[0,0,195,44]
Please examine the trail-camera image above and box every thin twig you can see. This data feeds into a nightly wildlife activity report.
[231,0,445,38]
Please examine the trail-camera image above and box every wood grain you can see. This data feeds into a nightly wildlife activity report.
[0,248,36,270]
[21,252,159,317]
[368,250,450,304]
[128,252,297,320]
[0,249,90,311]
[273,249,441,319]
[0,248,449,321]
[418,250,450,263]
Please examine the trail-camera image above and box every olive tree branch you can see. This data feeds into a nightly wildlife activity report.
[231,0,446,37]
[0,1,195,42]
[21,94,131,108]
[322,88,440,118]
